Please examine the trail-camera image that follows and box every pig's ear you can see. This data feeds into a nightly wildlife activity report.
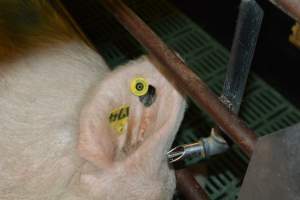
[125,90,186,171]
[78,56,186,169]
[78,94,116,169]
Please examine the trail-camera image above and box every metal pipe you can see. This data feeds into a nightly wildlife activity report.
[168,128,229,163]
[270,0,300,23]
[102,0,258,156]
[101,1,211,199]
[176,169,209,200]
[101,1,258,199]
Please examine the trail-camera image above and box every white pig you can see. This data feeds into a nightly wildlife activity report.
[0,1,186,199]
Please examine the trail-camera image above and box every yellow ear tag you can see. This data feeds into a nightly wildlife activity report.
[130,77,149,97]
[108,105,129,135]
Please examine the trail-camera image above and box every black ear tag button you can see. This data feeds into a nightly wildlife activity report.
[139,85,156,107]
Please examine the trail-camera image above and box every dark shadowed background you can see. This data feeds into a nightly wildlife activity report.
[171,0,300,109]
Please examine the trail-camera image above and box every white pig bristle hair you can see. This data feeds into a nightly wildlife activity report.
[0,1,109,199]
[0,1,186,199]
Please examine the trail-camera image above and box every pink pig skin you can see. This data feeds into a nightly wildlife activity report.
[74,56,186,200]
[0,1,186,200]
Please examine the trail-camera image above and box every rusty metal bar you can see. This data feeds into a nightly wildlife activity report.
[102,0,257,156]
[101,0,258,199]
[270,0,300,22]
[176,169,209,200]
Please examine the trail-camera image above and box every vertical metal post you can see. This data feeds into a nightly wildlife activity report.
[101,1,260,199]
[101,0,257,156]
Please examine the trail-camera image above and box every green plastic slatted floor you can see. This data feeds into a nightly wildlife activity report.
[61,0,300,199]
